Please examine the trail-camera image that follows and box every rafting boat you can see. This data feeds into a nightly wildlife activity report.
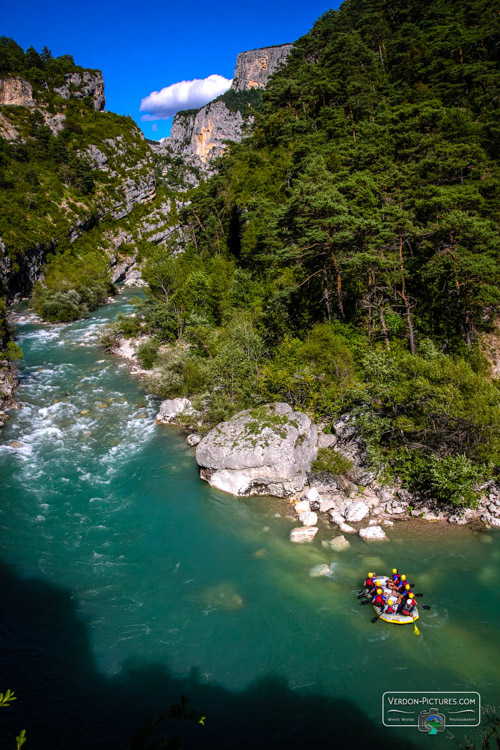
[364,575,419,625]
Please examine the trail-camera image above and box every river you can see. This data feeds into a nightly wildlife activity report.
[1,289,499,749]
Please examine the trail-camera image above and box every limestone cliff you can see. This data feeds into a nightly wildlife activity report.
[0,60,155,301]
[154,43,292,183]
[0,77,36,107]
[53,71,105,111]
[232,45,293,92]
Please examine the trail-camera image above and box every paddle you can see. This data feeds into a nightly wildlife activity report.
[371,616,380,623]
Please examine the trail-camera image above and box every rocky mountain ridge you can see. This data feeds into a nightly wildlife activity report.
[153,44,293,183]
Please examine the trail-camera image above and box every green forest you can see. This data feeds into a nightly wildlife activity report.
[2,0,500,509]
[122,0,499,508]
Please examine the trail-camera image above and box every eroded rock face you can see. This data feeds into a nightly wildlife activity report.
[196,402,317,497]
[0,77,35,107]
[232,46,294,92]
[54,71,105,111]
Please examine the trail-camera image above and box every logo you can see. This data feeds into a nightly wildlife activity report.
[418,710,446,735]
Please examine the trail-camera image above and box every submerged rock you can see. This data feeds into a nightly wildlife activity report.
[309,564,331,577]
[195,402,317,497]
[290,527,319,543]
[186,433,202,447]
[324,535,350,551]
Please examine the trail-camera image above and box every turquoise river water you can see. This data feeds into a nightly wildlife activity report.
[0,290,499,749]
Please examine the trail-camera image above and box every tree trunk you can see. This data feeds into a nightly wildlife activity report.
[398,236,416,354]
[322,268,331,322]
[379,307,391,351]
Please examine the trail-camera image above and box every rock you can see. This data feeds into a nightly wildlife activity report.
[345,501,369,522]
[294,500,310,514]
[328,510,345,525]
[195,403,318,497]
[309,564,331,577]
[186,433,202,447]
[359,525,388,541]
[232,45,293,91]
[290,527,319,543]
[53,71,105,110]
[0,77,35,107]
[383,520,394,527]
[156,397,193,425]
[318,496,338,513]
[326,535,350,551]
[481,513,500,528]
[318,433,338,449]
[339,522,357,534]
[385,500,407,515]
[306,487,321,504]
[299,511,318,527]
[368,519,380,526]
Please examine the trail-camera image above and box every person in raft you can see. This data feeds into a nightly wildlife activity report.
[399,592,417,617]
[364,572,376,588]
[398,583,411,603]
[387,569,401,590]
[395,574,409,594]
[372,588,387,611]
[384,597,397,614]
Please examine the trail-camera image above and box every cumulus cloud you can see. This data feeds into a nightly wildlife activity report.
[140,74,232,120]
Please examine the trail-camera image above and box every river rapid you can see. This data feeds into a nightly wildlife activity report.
[1,290,499,750]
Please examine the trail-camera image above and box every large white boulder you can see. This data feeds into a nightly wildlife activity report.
[359,525,387,541]
[156,397,193,424]
[196,403,318,497]
[290,527,319,543]
[345,501,369,522]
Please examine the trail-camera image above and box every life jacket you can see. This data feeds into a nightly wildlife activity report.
[373,594,386,606]
[385,605,396,613]
[365,577,374,588]
[392,573,401,584]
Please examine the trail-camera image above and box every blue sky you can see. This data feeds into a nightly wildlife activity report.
[2,0,340,139]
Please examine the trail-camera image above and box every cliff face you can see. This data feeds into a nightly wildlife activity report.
[53,71,105,111]
[154,43,292,183]
[232,45,293,92]
[0,77,36,107]
[0,62,155,301]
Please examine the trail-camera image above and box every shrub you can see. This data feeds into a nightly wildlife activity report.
[312,448,353,476]
[137,338,159,369]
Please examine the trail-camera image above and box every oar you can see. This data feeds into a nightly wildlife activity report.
[371,615,380,623]
[413,614,420,636]
[422,605,431,610]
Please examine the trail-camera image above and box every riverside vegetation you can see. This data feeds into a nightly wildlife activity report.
[2,0,500,510]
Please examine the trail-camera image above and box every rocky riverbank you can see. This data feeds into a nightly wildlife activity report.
[0,359,19,430]
[104,332,500,534]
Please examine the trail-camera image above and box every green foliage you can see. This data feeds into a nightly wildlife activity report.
[16,729,27,750]
[2,341,23,361]
[0,688,17,708]
[32,251,112,322]
[215,88,263,117]
[313,448,354,475]
[136,337,159,369]
[350,349,499,505]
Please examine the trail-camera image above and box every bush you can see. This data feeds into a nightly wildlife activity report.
[312,448,353,476]
[2,341,23,361]
[137,338,159,369]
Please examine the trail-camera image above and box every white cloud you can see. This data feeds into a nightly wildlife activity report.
[140,74,232,121]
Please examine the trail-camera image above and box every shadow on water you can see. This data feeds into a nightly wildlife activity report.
[0,560,418,750]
